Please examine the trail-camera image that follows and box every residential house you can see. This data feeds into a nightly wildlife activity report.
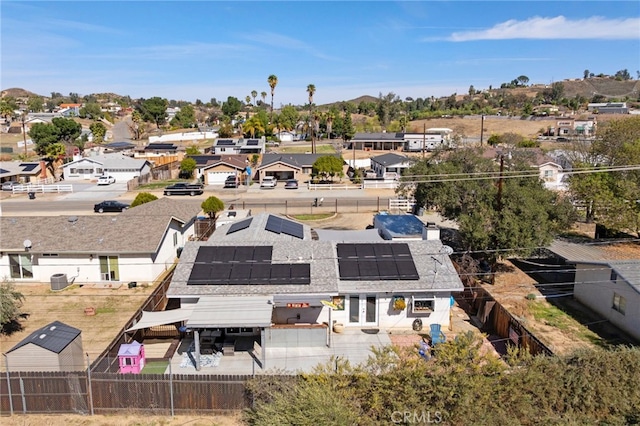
[212,138,265,155]
[547,240,640,342]
[481,147,566,191]
[5,321,84,372]
[349,132,406,151]
[0,161,46,184]
[370,153,413,179]
[0,198,202,286]
[57,103,82,116]
[587,102,628,114]
[188,154,248,185]
[62,153,152,182]
[404,128,453,152]
[159,213,463,368]
[572,261,640,341]
[256,153,345,183]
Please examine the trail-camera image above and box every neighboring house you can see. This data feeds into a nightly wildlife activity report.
[404,129,453,152]
[481,147,565,191]
[0,198,202,286]
[166,107,180,121]
[587,102,628,114]
[5,321,84,372]
[101,141,137,154]
[370,153,413,178]
[188,154,248,184]
[256,153,345,183]
[157,213,463,369]
[62,153,152,182]
[275,131,297,142]
[57,103,82,116]
[547,240,640,342]
[0,161,46,184]
[212,138,265,155]
[349,132,406,151]
[573,261,640,341]
[149,131,219,144]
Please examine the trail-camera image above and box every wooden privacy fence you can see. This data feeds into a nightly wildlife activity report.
[466,283,553,357]
[0,371,252,415]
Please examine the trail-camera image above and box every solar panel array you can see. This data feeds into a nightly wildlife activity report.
[226,217,253,235]
[188,246,311,285]
[19,163,38,172]
[265,215,304,239]
[246,139,259,146]
[336,243,420,281]
[216,139,235,146]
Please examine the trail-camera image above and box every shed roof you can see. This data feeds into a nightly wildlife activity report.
[371,153,411,167]
[8,321,81,354]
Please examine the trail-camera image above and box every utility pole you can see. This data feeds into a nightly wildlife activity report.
[497,154,504,212]
[422,123,426,158]
[21,111,27,157]
[480,114,485,146]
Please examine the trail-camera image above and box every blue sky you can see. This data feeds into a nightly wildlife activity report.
[2,1,639,106]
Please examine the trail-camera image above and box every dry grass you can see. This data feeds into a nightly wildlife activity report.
[2,414,244,426]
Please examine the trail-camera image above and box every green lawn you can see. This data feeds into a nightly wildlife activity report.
[141,360,169,374]
[291,213,334,221]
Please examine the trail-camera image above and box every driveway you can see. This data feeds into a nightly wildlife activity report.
[59,182,129,201]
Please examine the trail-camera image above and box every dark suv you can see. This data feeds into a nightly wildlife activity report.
[224,175,239,188]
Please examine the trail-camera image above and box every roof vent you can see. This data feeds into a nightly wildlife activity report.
[68,216,78,223]
[49,326,57,331]
[39,334,47,339]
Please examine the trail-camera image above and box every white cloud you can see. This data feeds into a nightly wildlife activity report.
[443,16,640,41]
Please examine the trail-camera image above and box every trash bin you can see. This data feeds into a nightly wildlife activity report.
[128,281,137,289]
[28,192,36,200]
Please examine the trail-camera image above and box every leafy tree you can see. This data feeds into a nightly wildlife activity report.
[51,117,82,144]
[131,192,158,207]
[201,196,224,220]
[583,69,590,79]
[170,104,196,128]
[186,145,201,155]
[79,103,103,119]
[516,75,530,86]
[0,280,25,334]
[268,74,278,123]
[221,96,242,118]
[27,96,44,113]
[90,122,107,142]
[138,97,168,128]
[312,155,344,182]
[614,69,631,81]
[0,97,18,120]
[68,92,80,103]
[179,157,197,179]
[399,149,576,261]
[277,105,299,131]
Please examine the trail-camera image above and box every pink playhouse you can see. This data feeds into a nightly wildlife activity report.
[118,341,146,374]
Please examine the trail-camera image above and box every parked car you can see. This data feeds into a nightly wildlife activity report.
[94,200,130,213]
[1,180,19,191]
[284,179,299,189]
[163,182,204,196]
[556,137,570,142]
[97,175,116,185]
[260,176,277,188]
[224,175,239,188]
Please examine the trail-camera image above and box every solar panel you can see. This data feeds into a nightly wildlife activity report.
[373,244,394,258]
[358,260,379,280]
[226,217,252,234]
[249,263,272,284]
[270,264,290,284]
[280,220,304,239]
[338,260,360,279]
[356,244,376,258]
[233,246,255,262]
[337,244,357,259]
[229,264,252,283]
[396,260,419,280]
[265,215,283,234]
[210,264,234,284]
[391,243,412,257]
[246,139,259,146]
[290,264,311,284]
[336,243,420,281]
[20,163,38,172]
[188,264,212,284]
[253,246,273,262]
[216,139,235,146]
[377,259,399,279]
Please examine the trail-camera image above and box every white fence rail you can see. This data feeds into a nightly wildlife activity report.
[363,180,398,189]
[12,184,73,194]
[388,198,416,212]
[307,183,363,191]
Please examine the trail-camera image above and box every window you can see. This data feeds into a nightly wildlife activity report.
[612,293,626,315]
[9,254,33,279]
[610,270,618,281]
[412,297,434,313]
[173,232,178,247]
[42,253,59,257]
[124,358,133,366]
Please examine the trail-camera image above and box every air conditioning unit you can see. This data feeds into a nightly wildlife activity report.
[50,273,69,291]
[101,273,110,281]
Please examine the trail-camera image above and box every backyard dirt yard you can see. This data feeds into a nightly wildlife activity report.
[3,413,244,426]
[1,281,158,370]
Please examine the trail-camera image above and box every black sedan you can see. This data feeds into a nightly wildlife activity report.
[94,200,130,213]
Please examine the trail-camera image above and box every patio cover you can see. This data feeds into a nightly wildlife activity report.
[126,308,194,332]
[273,294,333,308]
[187,295,274,328]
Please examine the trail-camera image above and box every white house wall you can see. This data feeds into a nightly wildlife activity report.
[574,264,640,341]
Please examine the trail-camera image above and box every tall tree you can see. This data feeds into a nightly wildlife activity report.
[243,115,265,138]
[221,96,242,118]
[260,91,267,106]
[27,96,44,113]
[90,122,107,142]
[399,149,575,262]
[251,90,258,106]
[278,105,299,132]
[138,97,168,128]
[312,155,344,182]
[268,74,278,124]
[306,84,316,153]
[341,109,355,143]
[170,104,196,128]
[51,117,82,144]
[325,110,335,139]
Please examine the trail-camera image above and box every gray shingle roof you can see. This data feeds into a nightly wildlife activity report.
[371,153,411,166]
[8,321,81,354]
[610,261,640,294]
[167,213,463,298]
[1,198,202,254]
[65,154,149,170]
[258,153,341,169]
[352,132,405,141]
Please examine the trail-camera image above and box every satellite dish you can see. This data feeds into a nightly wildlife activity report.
[441,245,454,255]
[23,239,32,249]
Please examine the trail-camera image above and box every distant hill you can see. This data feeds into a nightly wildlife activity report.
[1,88,43,99]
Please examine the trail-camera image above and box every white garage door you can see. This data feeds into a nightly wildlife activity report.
[207,171,235,184]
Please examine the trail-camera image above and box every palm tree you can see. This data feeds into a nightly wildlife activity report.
[251,90,258,106]
[267,74,278,124]
[261,91,267,106]
[306,84,316,152]
[245,95,252,107]
[243,115,265,138]
[326,111,335,140]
